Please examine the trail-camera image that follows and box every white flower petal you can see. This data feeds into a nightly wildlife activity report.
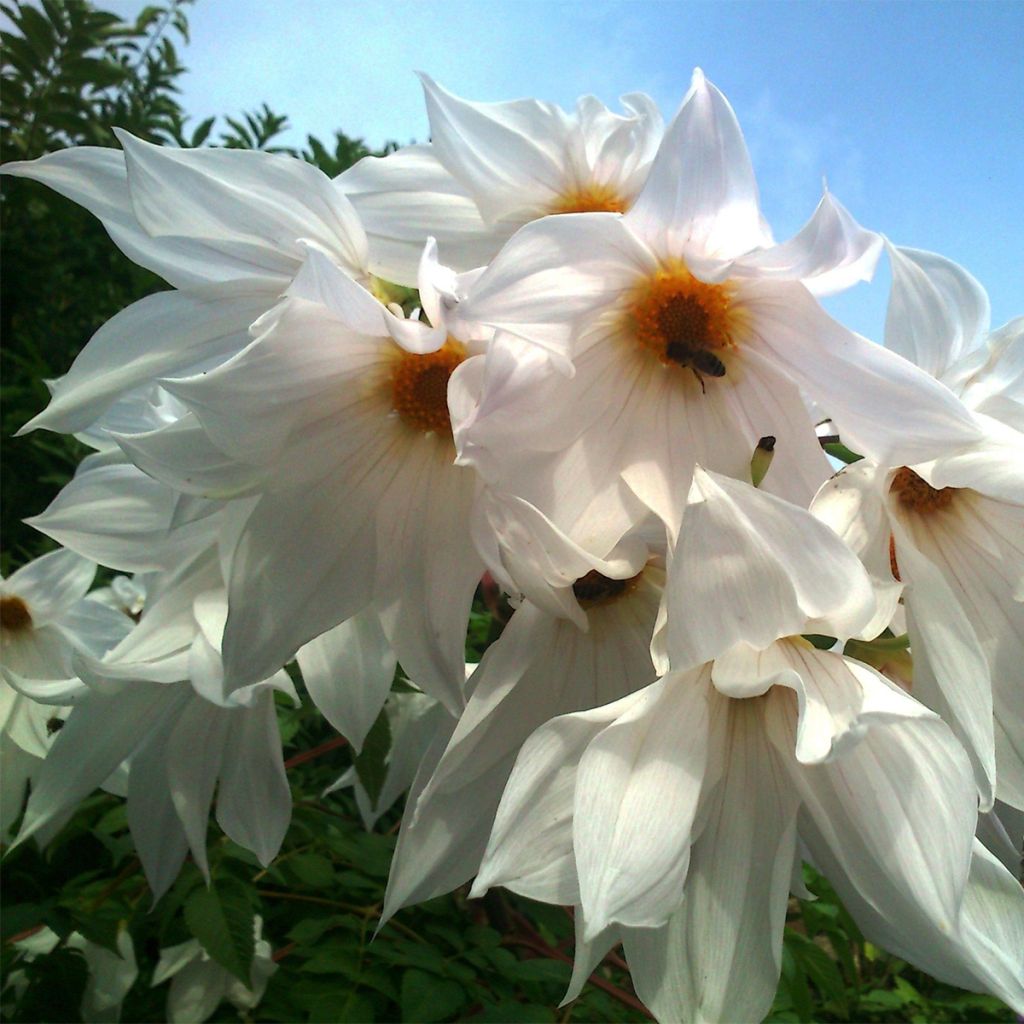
[215,691,291,866]
[623,694,798,1024]
[338,143,497,283]
[734,190,881,296]
[666,469,875,668]
[117,129,368,281]
[576,668,711,937]
[296,609,396,753]
[19,292,265,436]
[626,68,771,262]
[3,548,95,625]
[747,279,983,465]
[885,243,990,380]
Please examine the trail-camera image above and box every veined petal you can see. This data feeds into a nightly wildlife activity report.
[885,243,990,380]
[897,535,997,809]
[576,667,711,937]
[419,74,572,223]
[16,682,189,845]
[296,609,397,752]
[471,700,631,905]
[666,468,875,668]
[461,213,657,367]
[626,69,771,262]
[623,693,798,1024]
[338,143,497,283]
[117,130,368,279]
[0,147,267,291]
[127,727,190,903]
[769,696,977,937]
[215,691,291,866]
[18,292,266,436]
[747,279,983,465]
[732,190,882,296]
[27,459,221,573]
[219,467,383,690]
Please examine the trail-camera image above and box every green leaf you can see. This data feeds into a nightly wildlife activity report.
[353,707,392,809]
[288,853,336,888]
[183,878,255,986]
[400,968,466,1022]
[189,114,215,146]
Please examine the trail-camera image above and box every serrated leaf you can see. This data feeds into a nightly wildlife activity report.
[353,706,391,809]
[183,879,255,986]
[400,968,466,1023]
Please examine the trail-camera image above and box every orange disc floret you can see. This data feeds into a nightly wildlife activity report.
[391,339,467,436]
[550,183,628,214]
[890,467,956,514]
[627,262,743,367]
[0,594,33,633]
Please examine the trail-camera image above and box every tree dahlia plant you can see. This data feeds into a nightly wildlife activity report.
[1,67,1021,1024]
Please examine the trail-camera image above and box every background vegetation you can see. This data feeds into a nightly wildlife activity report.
[0,2,1014,1021]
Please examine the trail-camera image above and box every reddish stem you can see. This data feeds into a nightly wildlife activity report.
[284,735,348,769]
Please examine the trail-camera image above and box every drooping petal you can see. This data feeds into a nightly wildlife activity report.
[575,667,711,937]
[768,695,977,938]
[296,609,396,752]
[623,693,798,1024]
[215,690,291,866]
[471,700,632,905]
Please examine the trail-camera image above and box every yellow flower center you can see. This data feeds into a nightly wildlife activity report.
[0,594,33,634]
[626,263,745,389]
[889,467,956,513]
[572,569,642,608]
[550,183,628,214]
[391,339,467,436]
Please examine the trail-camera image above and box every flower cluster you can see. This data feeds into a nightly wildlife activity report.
[2,70,1022,1022]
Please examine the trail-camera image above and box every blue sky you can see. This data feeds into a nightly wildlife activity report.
[111,0,1023,337]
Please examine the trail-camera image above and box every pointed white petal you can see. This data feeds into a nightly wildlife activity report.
[4,548,95,625]
[215,692,291,866]
[338,143,498,283]
[734,190,882,296]
[627,69,771,261]
[885,243,990,379]
[771,698,977,937]
[20,292,266,436]
[117,130,368,280]
[296,609,396,752]
[667,469,875,668]
[747,279,983,465]
[624,694,798,1024]
[576,668,711,936]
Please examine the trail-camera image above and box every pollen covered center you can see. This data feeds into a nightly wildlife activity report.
[1,594,33,634]
[572,569,641,609]
[550,183,627,215]
[391,339,467,436]
[889,467,957,513]
[627,263,744,385]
